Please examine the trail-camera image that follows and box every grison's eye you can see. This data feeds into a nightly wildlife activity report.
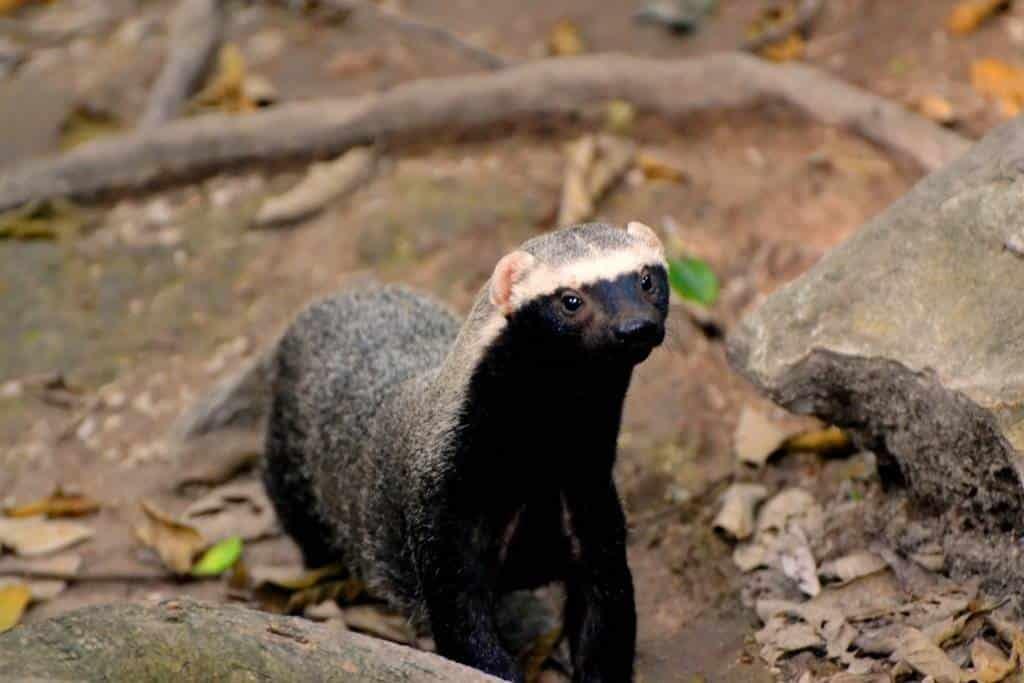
[639,269,653,292]
[561,292,583,314]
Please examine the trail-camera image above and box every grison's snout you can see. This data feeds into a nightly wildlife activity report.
[613,317,661,346]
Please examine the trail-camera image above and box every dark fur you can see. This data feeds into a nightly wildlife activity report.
[263,226,668,682]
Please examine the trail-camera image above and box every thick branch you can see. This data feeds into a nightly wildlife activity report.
[0,53,969,212]
[139,0,226,129]
[0,598,500,681]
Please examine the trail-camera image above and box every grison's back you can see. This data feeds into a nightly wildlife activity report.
[267,286,460,563]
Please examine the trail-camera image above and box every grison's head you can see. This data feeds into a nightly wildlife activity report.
[488,222,669,364]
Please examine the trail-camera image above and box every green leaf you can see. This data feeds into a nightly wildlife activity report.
[191,536,243,577]
[668,257,719,306]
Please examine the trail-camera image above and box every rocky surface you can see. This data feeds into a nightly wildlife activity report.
[728,116,1024,592]
[0,598,501,682]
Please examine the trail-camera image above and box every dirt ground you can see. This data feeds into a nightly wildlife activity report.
[1,0,1021,680]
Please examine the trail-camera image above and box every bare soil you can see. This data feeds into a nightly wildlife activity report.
[1,0,1019,680]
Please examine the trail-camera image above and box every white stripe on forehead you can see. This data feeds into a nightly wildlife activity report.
[509,243,666,311]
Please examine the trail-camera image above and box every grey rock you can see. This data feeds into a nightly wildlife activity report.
[171,351,273,442]
[728,117,1024,591]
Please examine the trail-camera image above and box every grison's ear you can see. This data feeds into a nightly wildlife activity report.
[489,250,536,315]
[626,221,664,254]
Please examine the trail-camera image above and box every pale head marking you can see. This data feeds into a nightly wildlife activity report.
[505,222,667,312]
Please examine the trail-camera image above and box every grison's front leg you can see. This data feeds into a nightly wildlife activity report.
[416,502,522,682]
[562,475,637,683]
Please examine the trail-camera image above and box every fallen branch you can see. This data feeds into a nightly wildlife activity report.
[139,0,226,129]
[0,599,500,681]
[0,53,970,212]
[742,0,826,52]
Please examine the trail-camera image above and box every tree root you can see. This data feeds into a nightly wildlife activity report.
[139,0,226,129]
[0,53,970,212]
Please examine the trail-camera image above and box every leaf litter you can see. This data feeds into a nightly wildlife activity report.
[734,406,789,467]
[713,482,768,541]
[730,479,1024,679]
[0,584,30,633]
[182,481,279,543]
[0,516,95,556]
[134,501,205,574]
[5,487,100,518]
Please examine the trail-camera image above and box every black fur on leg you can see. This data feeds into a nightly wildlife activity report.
[562,477,637,683]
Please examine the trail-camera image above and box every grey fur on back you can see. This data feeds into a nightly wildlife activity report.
[264,223,656,624]
[265,286,460,617]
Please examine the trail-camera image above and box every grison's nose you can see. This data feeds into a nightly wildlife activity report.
[613,318,661,345]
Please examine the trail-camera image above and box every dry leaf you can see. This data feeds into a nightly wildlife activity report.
[0,583,30,632]
[748,5,806,62]
[0,576,65,602]
[911,547,946,572]
[0,548,80,602]
[830,674,890,682]
[183,481,279,543]
[0,553,82,580]
[971,58,1024,117]
[305,599,345,621]
[635,151,688,183]
[135,501,205,574]
[242,74,277,108]
[343,605,417,644]
[891,627,966,683]
[915,95,957,125]
[970,638,1014,683]
[59,106,122,151]
[0,0,42,15]
[820,552,889,585]
[0,198,83,242]
[193,43,256,113]
[255,147,376,228]
[249,562,346,591]
[756,616,823,665]
[757,488,821,534]
[761,33,805,62]
[604,100,635,135]
[0,516,94,556]
[784,426,852,454]
[713,483,768,541]
[734,406,788,466]
[948,0,1010,35]
[547,19,585,57]
[522,626,563,683]
[284,578,364,614]
[556,135,635,226]
[5,487,100,518]
[252,563,352,614]
[821,614,859,660]
[923,613,972,647]
[733,541,772,572]
[778,531,821,597]
[558,136,596,226]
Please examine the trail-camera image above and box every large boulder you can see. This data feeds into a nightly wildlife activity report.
[728,117,1024,590]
